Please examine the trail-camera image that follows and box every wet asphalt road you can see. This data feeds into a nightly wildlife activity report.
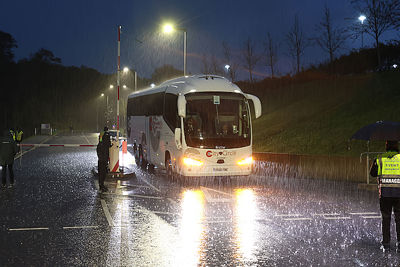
[0,133,399,266]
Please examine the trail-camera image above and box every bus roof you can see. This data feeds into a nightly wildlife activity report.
[128,75,244,99]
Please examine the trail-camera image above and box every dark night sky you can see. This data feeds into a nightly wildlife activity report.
[0,0,397,80]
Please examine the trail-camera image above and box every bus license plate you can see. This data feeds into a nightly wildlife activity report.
[213,167,228,172]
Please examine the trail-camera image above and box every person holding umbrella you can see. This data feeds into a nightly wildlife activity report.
[370,140,400,252]
[352,121,400,252]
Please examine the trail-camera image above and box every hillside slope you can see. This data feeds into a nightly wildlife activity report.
[251,72,400,156]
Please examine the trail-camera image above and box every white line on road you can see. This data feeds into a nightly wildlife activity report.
[63,226,99,229]
[101,199,114,227]
[200,186,233,197]
[94,180,99,190]
[324,216,352,220]
[167,198,177,205]
[312,213,341,216]
[9,227,49,231]
[361,216,381,219]
[283,217,312,221]
[82,134,92,145]
[349,212,379,215]
[104,192,164,200]
[274,214,301,217]
[139,177,161,192]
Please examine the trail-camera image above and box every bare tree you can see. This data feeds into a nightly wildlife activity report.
[201,53,211,74]
[264,32,278,78]
[242,37,260,83]
[210,54,223,75]
[314,5,347,65]
[222,41,238,82]
[286,15,307,74]
[351,0,400,66]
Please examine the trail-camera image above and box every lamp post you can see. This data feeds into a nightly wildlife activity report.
[122,67,137,91]
[97,93,105,132]
[163,23,187,76]
[358,15,366,49]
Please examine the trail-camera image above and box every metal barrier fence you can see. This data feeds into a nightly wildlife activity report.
[253,152,373,183]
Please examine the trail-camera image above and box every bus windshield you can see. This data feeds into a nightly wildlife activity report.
[184,92,251,149]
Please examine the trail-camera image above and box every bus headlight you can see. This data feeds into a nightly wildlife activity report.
[237,156,253,166]
[183,157,204,167]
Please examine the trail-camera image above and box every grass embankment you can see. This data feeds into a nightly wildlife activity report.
[251,72,400,156]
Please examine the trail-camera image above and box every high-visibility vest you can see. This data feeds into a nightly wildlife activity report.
[99,131,106,142]
[16,131,23,142]
[377,152,400,197]
[9,130,15,141]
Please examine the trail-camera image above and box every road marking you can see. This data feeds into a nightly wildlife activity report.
[200,186,233,203]
[103,192,164,200]
[15,135,52,160]
[63,226,99,229]
[9,227,49,231]
[274,214,301,217]
[101,199,114,227]
[139,177,161,192]
[361,216,381,219]
[349,212,379,215]
[167,197,177,205]
[94,180,99,190]
[206,220,232,224]
[200,186,233,197]
[82,134,92,145]
[324,216,352,220]
[283,217,312,221]
[312,213,341,216]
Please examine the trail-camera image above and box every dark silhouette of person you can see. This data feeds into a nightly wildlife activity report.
[0,129,18,188]
[97,126,111,192]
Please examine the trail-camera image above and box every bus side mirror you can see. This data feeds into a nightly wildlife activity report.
[174,128,182,149]
[246,94,262,119]
[177,95,186,118]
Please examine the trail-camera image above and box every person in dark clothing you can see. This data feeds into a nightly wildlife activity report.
[0,130,18,188]
[370,140,400,252]
[97,126,111,192]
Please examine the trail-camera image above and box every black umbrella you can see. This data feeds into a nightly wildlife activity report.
[351,121,400,141]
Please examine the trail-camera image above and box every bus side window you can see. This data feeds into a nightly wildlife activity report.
[164,93,179,131]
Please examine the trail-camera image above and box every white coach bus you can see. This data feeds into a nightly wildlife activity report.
[127,75,262,178]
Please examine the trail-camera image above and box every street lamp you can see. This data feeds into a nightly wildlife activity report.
[121,67,138,91]
[109,84,114,89]
[358,15,366,49]
[162,23,187,76]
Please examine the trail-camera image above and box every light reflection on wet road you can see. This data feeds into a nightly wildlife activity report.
[0,133,399,266]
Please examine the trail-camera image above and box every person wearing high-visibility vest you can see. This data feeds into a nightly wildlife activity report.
[9,129,15,141]
[15,128,23,144]
[370,140,400,252]
[0,129,18,188]
[97,126,111,192]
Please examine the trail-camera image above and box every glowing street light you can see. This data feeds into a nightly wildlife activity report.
[358,15,366,24]
[123,67,129,73]
[109,85,114,89]
[101,93,104,97]
[150,83,156,88]
[225,64,230,71]
[163,24,174,34]
[358,15,366,49]
[123,85,127,89]
[162,22,187,76]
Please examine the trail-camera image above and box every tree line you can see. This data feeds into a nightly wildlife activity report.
[1,0,400,135]
[202,0,400,81]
